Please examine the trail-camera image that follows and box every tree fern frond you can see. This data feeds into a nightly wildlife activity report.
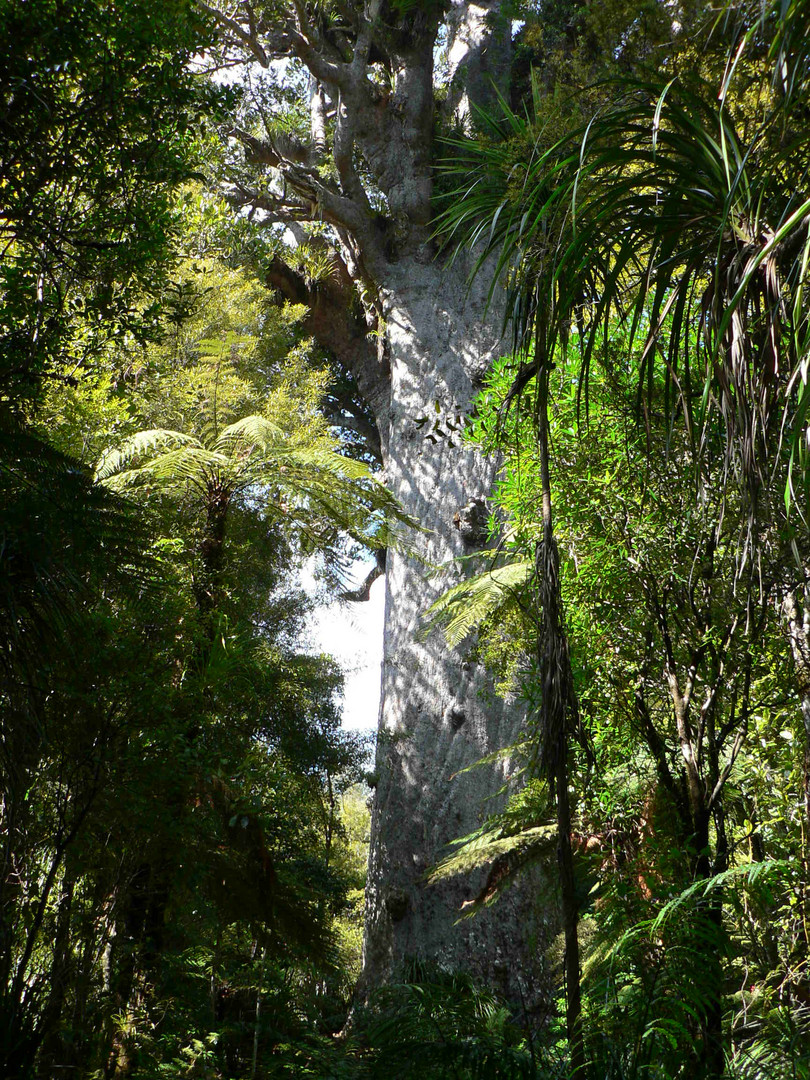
[427,824,556,886]
[214,413,287,452]
[100,447,229,493]
[423,559,533,645]
[95,428,201,481]
[272,442,376,482]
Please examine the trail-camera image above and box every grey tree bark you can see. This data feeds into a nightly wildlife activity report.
[364,262,554,1000]
[202,0,555,1004]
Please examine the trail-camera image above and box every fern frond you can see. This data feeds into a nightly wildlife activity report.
[218,418,380,488]
[452,739,532,777]
[651,859,790,933]
[423,559,533,645]
[272,442,374,483]
[100,447,229,493]
[214,414,287,452]
[95,429,201,481]
[427,824,556,886]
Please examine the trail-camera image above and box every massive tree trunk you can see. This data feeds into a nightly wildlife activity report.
[203,0,555,1004]
[363,261,553,1000]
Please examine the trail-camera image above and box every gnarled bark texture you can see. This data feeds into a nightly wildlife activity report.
[204,0,555,1004]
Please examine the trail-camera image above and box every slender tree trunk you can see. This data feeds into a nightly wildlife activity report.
[251,947,266,1080]
[103,863,152,1080]
[664,658,728,1079]
[779,588,810,1026]
[35,869,75,1078]
[555,746,585,1078]
[534,354,585,1077]
[782,589,810,865]
[699,892,726,1080]
[691,785,726,1078]
[194,485,230,649]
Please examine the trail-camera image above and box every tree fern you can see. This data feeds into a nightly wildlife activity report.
[96,415,408,543]
[95,428,202,482]
[423,558,533,646]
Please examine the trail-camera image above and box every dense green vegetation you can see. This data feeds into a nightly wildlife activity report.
[428,2,810,1075]
[1,3,383,1072]
[2,0,810,1077]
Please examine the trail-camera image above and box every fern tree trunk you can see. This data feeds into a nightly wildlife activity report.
[194,483,230,653]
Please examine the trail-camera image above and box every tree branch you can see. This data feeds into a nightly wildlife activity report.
[330,0,383,228]
[264,254,390,430]
[230,126,382,246]
[195,0,270,66]
[707,726,746,812]
[340,549,386,602]
[634,688,679,804]
[225,182,314,224]
[326,407,382,461]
